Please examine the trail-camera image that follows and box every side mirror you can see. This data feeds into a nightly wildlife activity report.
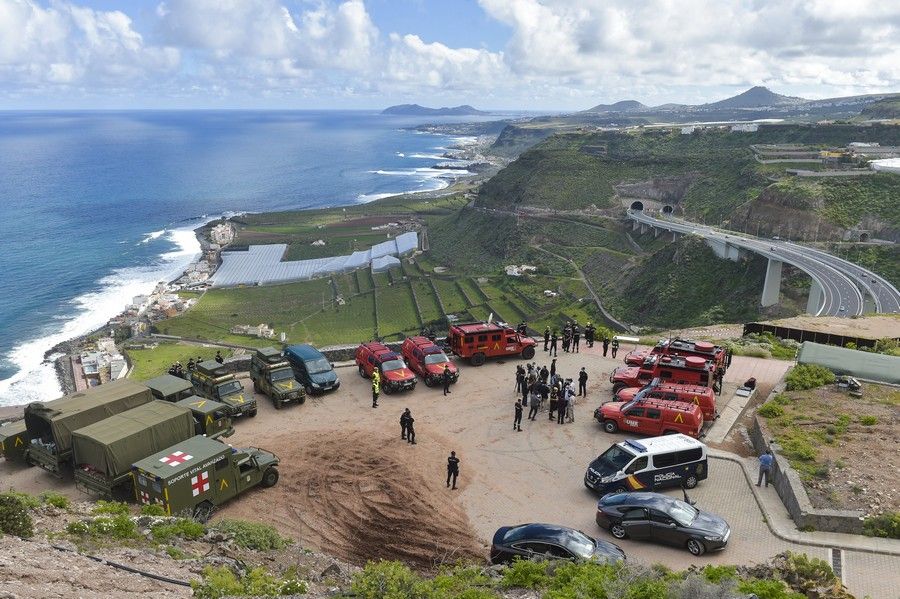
[667,522,677,528]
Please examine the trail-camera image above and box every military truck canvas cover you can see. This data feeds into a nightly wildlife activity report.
[195,360,230,378]
[143,374,193,400]
[256,347,285,365]
[72,400,195,478]
[24,379,152,453]
[175,396,228,418]
[0,420,30,461]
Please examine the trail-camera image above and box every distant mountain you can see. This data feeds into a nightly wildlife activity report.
[705,86,806,109]
[583,100,646,113]
[381,104,489,116]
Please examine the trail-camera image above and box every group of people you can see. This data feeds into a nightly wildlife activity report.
[513,361,589,430]
[166,350,224,379]
[539,321,619,358]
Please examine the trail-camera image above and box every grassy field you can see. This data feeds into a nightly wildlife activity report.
[125,343,233,381]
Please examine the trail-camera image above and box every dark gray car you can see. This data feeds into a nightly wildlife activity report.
[595,492,729,556]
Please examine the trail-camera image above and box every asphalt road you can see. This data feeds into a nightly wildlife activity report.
[628,211,900,317]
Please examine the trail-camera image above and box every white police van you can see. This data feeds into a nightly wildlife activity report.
[584,434,708,494]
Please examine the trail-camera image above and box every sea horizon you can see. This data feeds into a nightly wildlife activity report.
[0,109,501,406]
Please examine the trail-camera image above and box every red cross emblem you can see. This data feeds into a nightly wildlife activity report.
[159,450,193,466]
[139,491,150,504]
[191,471,210,497]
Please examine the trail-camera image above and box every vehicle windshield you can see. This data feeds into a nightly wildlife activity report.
[381,359,406,371]
[562,530,595,560]
[270,369,294,382]
[423,353,449,365]
[216,381,242,395]
[305,357,332,374]
[597,445,636,472]
[668,500,699,527]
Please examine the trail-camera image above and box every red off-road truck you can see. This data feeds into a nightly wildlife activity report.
[355,342,417,393]
[401,336,459,387]
[446,321,536,366]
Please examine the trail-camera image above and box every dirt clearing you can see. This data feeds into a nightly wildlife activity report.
[218,429,484,569]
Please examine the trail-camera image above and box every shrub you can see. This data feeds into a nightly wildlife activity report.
[863,512,900,539]
[93,500,130,516]
[151,518,207,542]
[0,492,34,538]
[5,491,40,510]
[701,565,736,584]
[859,415,878,426]
[350,560,425,599]
[66,514,138,540]
[784,364,835,391]
[212,519,288,551]
[757,402,784,418]
[736,579,804,599]
[500,557,551,589]
[783,552,835,585]
[430,564,494,597]
[772,394,791,406]
[779,435,817,462]
[39,492,70,509]
[140,504,167,517]
[545,561,619,598]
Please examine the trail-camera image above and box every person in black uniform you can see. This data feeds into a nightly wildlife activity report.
[406,410,416,444]
[539,365,549,384]
[215,351,224,364]
[611,338,619,359]
[549,331,558,357]
[515,365,525,394]
[602,337,610,357]
[585,323,595,348]
[442,365,453,396]
[400,408,410,440]
[514,399,523,432]
[447,451,460,489]
[186,358,195,372]
[572,326,581,353]
[578,367,588,397]
[543,327,550,351]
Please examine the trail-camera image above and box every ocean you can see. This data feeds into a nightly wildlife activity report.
[0,110,499,407]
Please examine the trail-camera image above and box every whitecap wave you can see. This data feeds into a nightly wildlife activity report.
[0,226,203,407]
[408,153,445,160]
[395,152,405,157]
[139,229,166,244]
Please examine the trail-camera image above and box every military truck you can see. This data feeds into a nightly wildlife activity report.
[190,360,257,418]
[72,401,196,496]
[249,347,306,409]
[175,396,234,439]
[24,379,153,476]
[0,420,32,465]
[143,374,195,403]
[131,435,279,521]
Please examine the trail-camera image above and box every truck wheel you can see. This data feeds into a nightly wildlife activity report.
[274,399,282,410]
[358,366,367,378]
[298,394,306,405]
[305,384,314,396]
[603,419,619,433]
[424,376,434,387]
[253,380,260,393]
[684,474,698,489]
[382,384,393,395]
[470,353,485,366]
[194,501,214,523]
[249,409,258,417]
[521,346,535,360]
[262,467,279,488]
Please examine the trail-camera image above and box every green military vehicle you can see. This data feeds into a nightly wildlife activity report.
[72,401,196,496]
[249,347,306,409]
[0,420,32,465]
[131,435,279,521]
[143,374,195,403]
[175,396,234,439]
[190,360,257,418]
[24,379,153,476]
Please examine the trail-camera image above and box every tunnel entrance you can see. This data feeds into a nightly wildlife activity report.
[630,201,644,211]
[859,232,870,242]
[662,205,674,214]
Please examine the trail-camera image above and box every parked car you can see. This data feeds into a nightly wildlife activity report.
[284,344,340,395]
[615,382,718,421]
[401,336,459,387]
[595,492,730,556]
[595,397,704,438]
[355,341,417,393]
[490,523,625,564]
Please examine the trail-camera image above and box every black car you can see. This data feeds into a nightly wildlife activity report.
[595,492,729,556]
[284,344,340,394]
[490,523,626,564]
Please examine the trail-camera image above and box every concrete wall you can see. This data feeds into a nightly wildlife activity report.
[750,415,865,534]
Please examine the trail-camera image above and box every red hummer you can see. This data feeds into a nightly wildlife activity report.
[447,321,536,366]
[615,381,718,421]
[609,354,715,395]
[355,342,417,393]
[401,336,459,387]
[624,338,728,370]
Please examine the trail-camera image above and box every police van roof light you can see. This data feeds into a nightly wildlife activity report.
[624,439,647,452]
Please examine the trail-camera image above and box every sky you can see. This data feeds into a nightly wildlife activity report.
[0,0,898,110]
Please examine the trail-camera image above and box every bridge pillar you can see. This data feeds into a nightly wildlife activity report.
[761,258,783,307]
[640,223,648,234]
[672,231,678,242]
[654,227,660,238]
[633,220,640,232]
[806,280,824,315]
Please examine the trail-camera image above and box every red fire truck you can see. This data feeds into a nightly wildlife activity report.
[609,354,717,395]
[446,321,536,366]
[624,338,728,370]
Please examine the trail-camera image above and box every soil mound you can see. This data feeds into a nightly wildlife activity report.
[218,429,484,570]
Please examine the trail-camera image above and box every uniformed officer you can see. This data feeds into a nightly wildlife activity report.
[543,326,551,351]
[585,322,595,348]
[611,337,619,359]
[572,326,581,353]
[578,367,588,397]
[406,410,416,444]
[400,408,410,440]
[549,331,558,357]
[215,351,224,364]
[187,358,195,372]
[514,399,523,432]
[371,371,381,408]
[446,451,460,489]
[442,365,453,396]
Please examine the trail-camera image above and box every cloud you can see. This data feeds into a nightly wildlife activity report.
[384,33,506,92]
[0,0,178,89]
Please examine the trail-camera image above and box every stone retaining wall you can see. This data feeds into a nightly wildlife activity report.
[750,415,865,534]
